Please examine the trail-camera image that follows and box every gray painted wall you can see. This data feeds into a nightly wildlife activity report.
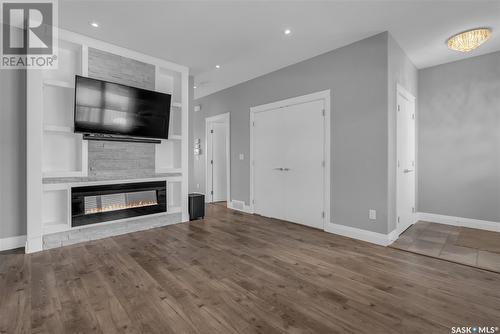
[418,51,500,222]
[0,69,27,238]
[192,32,392,234]
[387,35,418,232]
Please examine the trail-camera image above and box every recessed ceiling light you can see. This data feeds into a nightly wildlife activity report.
[447,28,491,52]
[90,22,99,28]
[284,29,292,35]
[215,65,221,69]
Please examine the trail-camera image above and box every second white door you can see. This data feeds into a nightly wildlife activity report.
[207,122,227,202]
[397,87,416,234]
[253,99,325,229]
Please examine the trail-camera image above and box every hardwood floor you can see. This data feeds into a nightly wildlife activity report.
[1,204,500,334]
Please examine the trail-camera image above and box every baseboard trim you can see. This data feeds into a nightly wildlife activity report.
[228,200,254,214]
[324,223,394,246]
[387,228,400,243]
[417,212,500,232]
[0,235,27,251]
[26,236,43,254]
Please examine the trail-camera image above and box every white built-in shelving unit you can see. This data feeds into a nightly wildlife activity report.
[26,29,189,253]
[41,40,86,178]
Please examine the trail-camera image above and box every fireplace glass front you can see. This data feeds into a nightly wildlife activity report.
[72,181,167,227]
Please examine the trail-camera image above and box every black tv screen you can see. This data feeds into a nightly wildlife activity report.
[74,76,171,140]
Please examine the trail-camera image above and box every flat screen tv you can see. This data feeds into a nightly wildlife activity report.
[74,75,171,140]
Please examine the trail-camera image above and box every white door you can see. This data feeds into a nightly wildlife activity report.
[397,88,416,233]
[207,122,227,202]
[253,107,288,219]
[253,99,325,229]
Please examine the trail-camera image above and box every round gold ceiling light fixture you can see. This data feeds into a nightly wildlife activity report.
[447,28,492,52]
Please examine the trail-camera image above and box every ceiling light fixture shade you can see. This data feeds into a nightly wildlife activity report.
[447,28,491,52]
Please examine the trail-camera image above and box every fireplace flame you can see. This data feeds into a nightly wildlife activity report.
[85,200,158,214]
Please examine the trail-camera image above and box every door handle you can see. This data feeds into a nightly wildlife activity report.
[403,169,414,173]
[273,167,284,171]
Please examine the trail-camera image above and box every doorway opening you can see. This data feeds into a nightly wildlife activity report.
[205,113,230,205]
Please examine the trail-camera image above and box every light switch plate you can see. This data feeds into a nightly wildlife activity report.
[369,209,376,220]
[239,153,244,160]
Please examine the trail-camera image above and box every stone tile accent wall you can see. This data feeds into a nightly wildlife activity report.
[88,48,155,90]
[86,47,157,177]
[43,213,181,250]
[88,140,155,178]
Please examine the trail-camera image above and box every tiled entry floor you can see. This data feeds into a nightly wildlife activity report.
[391,222,500,273]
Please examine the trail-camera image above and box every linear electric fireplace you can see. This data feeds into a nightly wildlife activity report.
[71,181,167,227]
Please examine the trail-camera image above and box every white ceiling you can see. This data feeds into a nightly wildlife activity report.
[59,1,500,98]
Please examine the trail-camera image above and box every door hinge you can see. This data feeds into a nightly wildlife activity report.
[397,160,400,168]
[210,129,214,133]
[411,113,415,119]
[397,105,400,111]
[252,199,255,204]
[321,160,325,167]
[412,207,415,213]
[321,211,325,218]
[322,109,325,116]
[252,121,255,127]
[210,160,213,165]
[397,216,400,223]
[211,191,213,195]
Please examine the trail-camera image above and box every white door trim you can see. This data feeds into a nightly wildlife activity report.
[249,90,331,229]
[205,113,231,205]
[396,83,416,103]
[395,83,416,237]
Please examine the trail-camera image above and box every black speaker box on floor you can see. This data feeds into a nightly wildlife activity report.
[188,193,205,220]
